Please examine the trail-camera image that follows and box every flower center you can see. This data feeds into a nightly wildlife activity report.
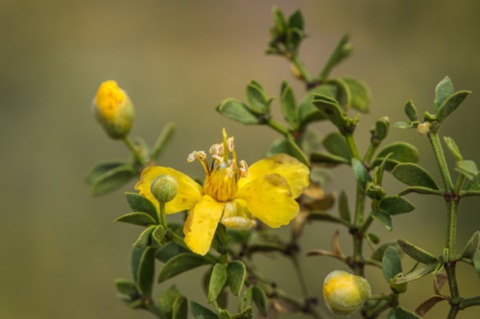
[188,129,248,202]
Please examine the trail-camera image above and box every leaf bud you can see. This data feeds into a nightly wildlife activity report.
[366,183,386,200]
[150,174,178,203]
[416,122,431,136]
[323,270,371,316]
[93,80,134,139]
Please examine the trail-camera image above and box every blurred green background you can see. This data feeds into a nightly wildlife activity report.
[1,0,480,318]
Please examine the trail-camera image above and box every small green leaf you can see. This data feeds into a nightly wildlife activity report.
[393,262,440,285]
[373,154,392,185]
[298,85,337,126]
[239,286,253,311]
[371,242,397,262]
[150,122,176,161]
[216,98,260,125]
[375,142,419,167]
[115,212,157,227]
[367,232,380,244]
[455,160,478,180]
[152,225,166,247]
[323,132,352,161]
[245,80,271,115]
[271,5,287,34]
[131,247,144,282]
[280,81,298,128]
[310,151,350,166]
[227,260,246,296]
[158,285,182,319]
[313,94,352,131]
[172,296,189,319]
[319,34,352,81]
[352,158,372,191]
[391,163,439,189]
[343,76,371,113]
[330,77,351,110]
[404,100,418,121]
[372,117,389,144]
[436,90,470,123]
[397,239,438,264]
[156,242,190,263]
[158,253,211,283]
[461,231,480,259]
[252,286,268,317]
[395,121,414,129]
[383,246,403,283]
[86,160,130,184]
[218,309,232,319]
[232,306,253,319]
[371,210,392,231]
[473,250,480,278]
[115,279,140,303]
[208,264,228,303]
[444,136,463,161]
[190,301,219,319]
[379,196,415,215]
[137,246,155,296]
[134,226,155,248]
[288,10,304,31]
[89,163,137,196]
[125,192,158,223]
[338,191,351,223]
[434,76,455,111]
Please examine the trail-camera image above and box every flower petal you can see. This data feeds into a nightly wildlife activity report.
[135,166,203,214]
[238,153,309,198]
[235,174,299,228]
[184,195,224,255]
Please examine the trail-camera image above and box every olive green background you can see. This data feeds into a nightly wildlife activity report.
[1,1,480,318]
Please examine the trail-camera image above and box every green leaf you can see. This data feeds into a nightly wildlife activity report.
[397,239,438,264]
[271,5,287,34]
[393,262,439,285]
[190,301,219,319]
[436,90,470,123]
[152,225,166,247]
[455,160,478,180]
[131,247,144,282]
[323,132,352,161]
[232,307,253,319]
[158,253,211,283]
[391,163,439,189]
[372,117,390,143]
[319,34,352,81]
[298,85,336,126]
[308,212,348,225]
[463,172,480,192]
[239,287,253,312]
[398,186,444,196]
[156,242,191,263]
[158,285,182,319]
[268,137,309,166]
[461,231,480,259]
[252,286,268,317]
[218,309,232,319]
[338,191,351,223]
[443,136,463,161]
[134,226,155,248]
[115,279,140,304]
[373,154,392,185]
[383,246,407,293]
[137,246,155,296]
[374,142,419,167]
[151,123,176,161]
[434,76,455,111]
[288,10,304,31]
[352,158,372,190]
[474,250,480,278]
[330,77,351,110]
[172,296,189,319]
[227,260,246,296]
[208,263,228,303]
[313,94,352,130]
[125,192,159,223]
[371,242,397,262]
[280,81,298,129]
[115,212,157,227]
[88,162,137,196]
[342,76,371,113]
[379,196,415,215]
[371,210,392,231]
[216,98,260,125]
[245,80,271,115]
[404,100,418,121]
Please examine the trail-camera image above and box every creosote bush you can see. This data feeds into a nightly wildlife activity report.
[87,6,480,319]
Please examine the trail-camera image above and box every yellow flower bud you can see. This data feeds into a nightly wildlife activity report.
[93,80,134,139]
[150,174,179,203]
[323,270,371,316]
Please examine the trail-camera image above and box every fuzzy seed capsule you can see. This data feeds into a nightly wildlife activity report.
[150,174,179,203]
[323,270,371,316]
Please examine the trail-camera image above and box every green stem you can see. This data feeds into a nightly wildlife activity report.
[460,295,480,309]
[159,202,168,230]
[123,136,148,167]
[266,118,290,136]
[345,133,361,160]
[290,254,309,298]
[428,132,454,191]
[291,55,314,83]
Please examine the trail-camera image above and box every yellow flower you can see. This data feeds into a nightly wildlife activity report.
[135,129,310,255]
[93,80,134,139]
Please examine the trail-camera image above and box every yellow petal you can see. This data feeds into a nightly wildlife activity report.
[135,166,203,214]
[184,195,224,255]
[235,174,299,228]
[238,153,309,198]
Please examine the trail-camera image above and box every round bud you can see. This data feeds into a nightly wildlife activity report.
[416,122,431,136]
[323,270,371,316]
[150,175,178,203]
[93,80,134,139]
